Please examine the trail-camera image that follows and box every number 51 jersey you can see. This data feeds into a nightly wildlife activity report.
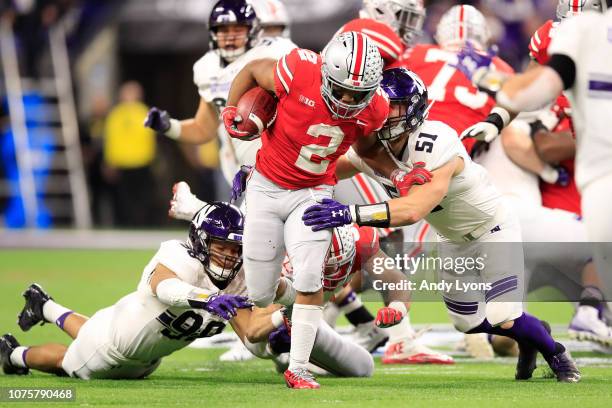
[256,48,389,190]
[108,240,247,363]
[350,120,502,242]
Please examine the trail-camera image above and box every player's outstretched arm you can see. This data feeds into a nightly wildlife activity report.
[532,129,575,163]
[150,264,251,320]
[385,157,459,226]
[243,304,284,343]
[144,98,219,144]
[496,65,564,113]
[175,98,220,144]
[226,58,277,106]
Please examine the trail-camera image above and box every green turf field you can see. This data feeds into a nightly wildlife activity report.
[1,250,611,408]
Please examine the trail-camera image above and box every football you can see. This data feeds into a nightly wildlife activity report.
[235,87,278,138]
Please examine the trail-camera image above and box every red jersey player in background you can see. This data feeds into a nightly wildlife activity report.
[221,32,423,389]
[397,4,514,155]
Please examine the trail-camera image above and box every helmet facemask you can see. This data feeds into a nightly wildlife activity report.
[188,201,244,290]
[323,225,357,291]
[377,67,429,143]
[320,75,378,119]
[210,25,251,62]
[391,1,426,46]
[208,0,259,63]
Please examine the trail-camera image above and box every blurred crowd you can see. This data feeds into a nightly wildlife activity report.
[1,0,562,228]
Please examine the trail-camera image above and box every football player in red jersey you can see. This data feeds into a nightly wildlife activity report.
[397,5,514,155]
[339,0,425,67]
[220,32,422,389]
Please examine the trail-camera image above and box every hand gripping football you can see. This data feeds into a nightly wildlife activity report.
[235,87,278,137]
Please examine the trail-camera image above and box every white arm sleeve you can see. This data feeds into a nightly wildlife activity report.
[496,67,564,112]
[155,278,216,308]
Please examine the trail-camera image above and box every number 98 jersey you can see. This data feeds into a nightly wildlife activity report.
[108,240,247,363]
[256,48,389,189]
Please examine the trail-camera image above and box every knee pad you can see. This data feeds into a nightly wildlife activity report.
[485,302,523,326]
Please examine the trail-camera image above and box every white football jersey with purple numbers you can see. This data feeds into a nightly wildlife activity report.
[548,10,612,191]
[193,36,297,184]
[107,240,247,363]
[349,120,503,241]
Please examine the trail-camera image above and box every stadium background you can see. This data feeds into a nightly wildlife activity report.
[1,1,611,406]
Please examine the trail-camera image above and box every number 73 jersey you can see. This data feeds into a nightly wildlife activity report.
[398,44,514,144]
[256,48,389,189]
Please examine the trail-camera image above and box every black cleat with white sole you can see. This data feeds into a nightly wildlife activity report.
[17,283,52,332]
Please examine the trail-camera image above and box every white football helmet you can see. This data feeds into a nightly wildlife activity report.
[324,225,357,291]
[321,31,384,118]
[360,0,426,46]
[556,0,608,19]
[249,0,291,36]
[435,5,490,51]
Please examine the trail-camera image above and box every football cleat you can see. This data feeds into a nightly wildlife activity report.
[382,337,454,365]
[17,283,52,332]
[516,320,551,380]
[462,333,494,360]
[168,181,206,221]
[0,334,29,375]
[284,368,320,389]
[544,345,581,383]
[351,322,389,353]
[568,305,612,347]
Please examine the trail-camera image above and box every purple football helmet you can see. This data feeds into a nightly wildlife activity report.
[209,0,259,62]
[378,67,429,141]
[189,202,244,289]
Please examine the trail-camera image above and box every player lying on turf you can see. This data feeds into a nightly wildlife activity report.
[302,67,581,382]
[170,181,453,365]
[0,202,252,379]
[0,202,375,380]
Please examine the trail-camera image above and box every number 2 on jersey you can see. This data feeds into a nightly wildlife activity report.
[295,124,345,174]
[425,48,489,110]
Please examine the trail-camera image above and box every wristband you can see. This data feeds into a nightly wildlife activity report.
[485,107,511,133]
[165,118,182,140]
[354,202,390,227]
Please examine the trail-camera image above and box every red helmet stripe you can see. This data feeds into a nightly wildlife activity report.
[458,5,465,41]
[351,32,366,81]
[572,0,580,12]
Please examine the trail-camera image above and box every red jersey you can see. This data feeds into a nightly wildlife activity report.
[339,18,404,67]
[528,22,581,214]
[539,95,582,215]
[257,48,389,189]
[399,44,514,153]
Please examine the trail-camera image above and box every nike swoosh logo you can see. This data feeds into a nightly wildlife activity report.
[356,120,367,126]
